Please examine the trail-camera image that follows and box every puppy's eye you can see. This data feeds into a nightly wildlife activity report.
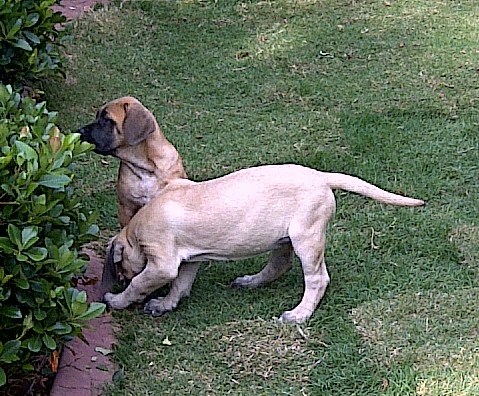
[99,117,115,127]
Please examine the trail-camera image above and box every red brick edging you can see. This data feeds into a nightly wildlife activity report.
[50,251,117,396]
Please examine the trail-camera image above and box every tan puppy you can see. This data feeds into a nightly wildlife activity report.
[79,96,187,227]
[103,164,424,323]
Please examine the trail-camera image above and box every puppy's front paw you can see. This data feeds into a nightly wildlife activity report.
[103,292,128,310]
[143,297,175,317]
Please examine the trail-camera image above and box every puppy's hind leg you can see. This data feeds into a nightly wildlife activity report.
[144,262,200,316]
[231,242,294,288]
[280,197,335,323]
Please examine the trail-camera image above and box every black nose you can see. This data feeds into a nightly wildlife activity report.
[78,127,93,143]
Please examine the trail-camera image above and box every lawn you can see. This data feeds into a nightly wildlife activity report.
[46,0,479,394]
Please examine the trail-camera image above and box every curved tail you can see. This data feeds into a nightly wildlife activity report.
[323,173,425,207]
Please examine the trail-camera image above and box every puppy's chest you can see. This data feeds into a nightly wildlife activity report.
[135,175,161,204]
[120,170,160,205]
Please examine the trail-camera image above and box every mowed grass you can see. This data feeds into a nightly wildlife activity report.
[45,0,479,394]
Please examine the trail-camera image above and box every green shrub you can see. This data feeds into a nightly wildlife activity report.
[0,0,67,85]
[0,84,104,387]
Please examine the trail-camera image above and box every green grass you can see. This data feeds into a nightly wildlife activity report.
[45,0,479,394]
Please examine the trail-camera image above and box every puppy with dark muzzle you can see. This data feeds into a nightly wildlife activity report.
[79,96,187,228]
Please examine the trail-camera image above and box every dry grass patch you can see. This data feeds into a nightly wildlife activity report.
[202,318,322,383]
[351,288,479,395]
[123,318,326,395]
[449,224,479,267]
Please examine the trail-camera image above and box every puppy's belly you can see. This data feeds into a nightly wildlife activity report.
[183,237,291,262]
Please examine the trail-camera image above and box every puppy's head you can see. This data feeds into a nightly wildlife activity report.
[78,96,157,155]
[101,227,146,290]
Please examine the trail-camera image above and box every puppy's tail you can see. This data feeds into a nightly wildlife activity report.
[324,173,425,207]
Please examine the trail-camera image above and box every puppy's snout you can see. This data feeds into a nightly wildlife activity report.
[78,126,92,142]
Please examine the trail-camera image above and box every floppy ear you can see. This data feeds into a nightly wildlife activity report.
[122,102,156,146]
[101,237,123,291]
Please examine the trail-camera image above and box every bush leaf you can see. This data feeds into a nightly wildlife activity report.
[6,18,22,39]
[23,31,40,45]
[14,141,37,162]
[0,340,21,363]
[14,278,29,289]
[7,224,21,249]
[21,226,38,247]
[42,334,56,350]
[0,237,15,254]
[25,247,48,261]
[0,306,22,319]
[76,302,106,321]
[33,309,47,321]
[38,174,71,189]
[48,322,72,335]
[25,13,40,28]
[27,336,42,353]
[11,38,33,51]
[0,366,5,387]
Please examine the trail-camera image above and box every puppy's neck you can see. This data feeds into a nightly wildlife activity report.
[116,130,187,182]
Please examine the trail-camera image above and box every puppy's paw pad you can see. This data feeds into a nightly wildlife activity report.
[279,310,309,324]
[231,275,259,288]
[142,307,167,317]
[143,298,173,317]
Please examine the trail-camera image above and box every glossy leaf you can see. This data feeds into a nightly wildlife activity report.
[48,322,72,335]
[75,303,106,321]
[11,38,33,51]
[0,367,5,387]
[0,340,21,363]
[38,174,71,189]
[25,247,48,261]
[27,336,42,352]
[14,278,29,289]
[42,334,56,350]
[6,18,21,39]
[24,13,39,28]
[7,224,21,249]
[0,306,22,318]
[21,226,38,248]
[0,237,14,254]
